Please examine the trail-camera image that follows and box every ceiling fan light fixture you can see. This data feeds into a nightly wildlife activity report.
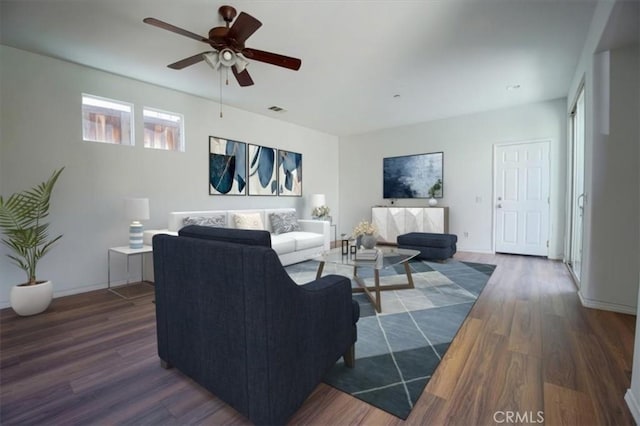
[235,52,249,73]
[203,51,221,70]
[219,48,236,67]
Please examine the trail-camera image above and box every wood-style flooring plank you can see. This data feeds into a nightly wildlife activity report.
[0,253,636,425]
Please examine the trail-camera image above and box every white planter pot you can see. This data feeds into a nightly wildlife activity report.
[10,280,53,316]
[428,198,438,206]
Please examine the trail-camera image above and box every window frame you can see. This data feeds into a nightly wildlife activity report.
[81,93,134,146]
[142,106,185,152]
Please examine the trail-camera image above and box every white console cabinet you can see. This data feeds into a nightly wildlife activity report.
[372,207,449,244]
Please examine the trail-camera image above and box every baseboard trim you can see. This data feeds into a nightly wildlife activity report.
[578,291,637,315]
[0,283,109,310]
[457,248,494,254]
[625,390,640,424]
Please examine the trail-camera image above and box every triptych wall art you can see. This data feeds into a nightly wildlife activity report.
[209,136,302,197]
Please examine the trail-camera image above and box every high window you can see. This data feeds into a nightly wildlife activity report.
[82,94,133,145]
[143,107,184,152]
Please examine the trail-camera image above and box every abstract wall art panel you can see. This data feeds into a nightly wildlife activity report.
[248,144,278,196]
[383,151,443,199]
[278,150,302,197]
[209,136,247,195]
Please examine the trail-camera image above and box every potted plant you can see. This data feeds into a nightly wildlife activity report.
[428,179,442,206]
[0,167,64,316]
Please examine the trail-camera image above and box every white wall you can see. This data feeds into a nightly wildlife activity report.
[567,0,639,315]
[338,99,567,257]
[0,46,340,307]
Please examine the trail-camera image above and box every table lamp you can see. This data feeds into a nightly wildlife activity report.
[125,198,149,249]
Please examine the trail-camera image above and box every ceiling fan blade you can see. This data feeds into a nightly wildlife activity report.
[143,17,212,44]
[232,66,254,87]
[168,52,209,69]
[228,12,262,45]
[243,48,301,71]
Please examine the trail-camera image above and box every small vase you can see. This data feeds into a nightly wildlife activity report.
[429,197,438,207]
[361,234,377,249]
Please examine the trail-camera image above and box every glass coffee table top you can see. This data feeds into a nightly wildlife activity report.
[316,246,419,270]
[315,246,420,313]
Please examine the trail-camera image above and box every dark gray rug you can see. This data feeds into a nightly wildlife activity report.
[285,258,496,419]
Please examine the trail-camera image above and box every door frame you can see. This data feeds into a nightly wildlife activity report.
[492,139,552,255]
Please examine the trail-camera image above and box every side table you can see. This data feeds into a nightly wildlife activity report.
[108,245,154,299]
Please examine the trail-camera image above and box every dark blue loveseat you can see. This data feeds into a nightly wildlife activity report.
[153,225,359,425]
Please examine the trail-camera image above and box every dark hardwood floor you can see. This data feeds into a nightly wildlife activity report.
[0,253,635,425]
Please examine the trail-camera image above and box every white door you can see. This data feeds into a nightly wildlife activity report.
[494,141,550,256]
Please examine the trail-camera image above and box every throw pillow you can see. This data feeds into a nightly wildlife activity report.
[233,212,264,230]
[269,211,301,234]
[183,215,226,228]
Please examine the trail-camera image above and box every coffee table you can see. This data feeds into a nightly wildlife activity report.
[315,246,420,313]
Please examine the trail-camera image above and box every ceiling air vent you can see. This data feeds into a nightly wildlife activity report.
[268,105,287,113]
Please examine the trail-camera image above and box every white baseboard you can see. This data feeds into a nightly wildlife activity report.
[578,291,638,315]
[625,389,640,424]
[457,248,495,254]
[0,282,112,310]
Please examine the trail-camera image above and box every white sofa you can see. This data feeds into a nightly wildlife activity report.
[142,208,330,281]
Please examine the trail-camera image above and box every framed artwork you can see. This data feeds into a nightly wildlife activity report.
[248,144,278,195]
[277,150,302,197]
[383,151,443,198]
[209,136,247,195]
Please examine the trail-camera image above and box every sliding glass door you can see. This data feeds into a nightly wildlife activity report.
[568,87,585,285]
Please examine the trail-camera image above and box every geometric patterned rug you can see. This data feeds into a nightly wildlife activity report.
[285,258,496,419]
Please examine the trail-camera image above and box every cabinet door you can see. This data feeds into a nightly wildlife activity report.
[423,208,446,233]
[372,208,388,242]
[385,208,405,243]
[405,208,423,233]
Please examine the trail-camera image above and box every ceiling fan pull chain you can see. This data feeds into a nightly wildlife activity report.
[219,68,223,118]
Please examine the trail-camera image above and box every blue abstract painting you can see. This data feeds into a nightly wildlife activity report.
[383,152,443,199]
[209,136,247,195]
[248,144,278,196]
[278,150,302,197]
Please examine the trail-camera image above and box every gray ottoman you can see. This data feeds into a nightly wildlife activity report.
[397,232,457,261]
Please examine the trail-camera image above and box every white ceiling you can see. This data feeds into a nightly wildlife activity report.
[0,0,597,136]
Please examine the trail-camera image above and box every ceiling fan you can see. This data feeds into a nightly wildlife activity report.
[143,5,302,87]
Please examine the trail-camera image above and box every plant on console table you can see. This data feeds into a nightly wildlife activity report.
[0,167,64,316]
[353,220,377,249]
[312,205,331,221]
[428,178,442,206]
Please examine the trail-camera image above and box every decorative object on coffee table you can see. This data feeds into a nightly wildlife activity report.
[352,220,377,249]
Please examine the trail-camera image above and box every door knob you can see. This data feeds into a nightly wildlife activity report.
[497,203,502,208]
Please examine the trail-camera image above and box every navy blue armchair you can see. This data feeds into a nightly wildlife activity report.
[153,225,359,425]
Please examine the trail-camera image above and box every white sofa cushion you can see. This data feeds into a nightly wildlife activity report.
[233,212,265,230]
[183,214,226,228]
[268,211,301,234]
[270,234,297,255]
[168,210,228,232]
[287,232,325,251]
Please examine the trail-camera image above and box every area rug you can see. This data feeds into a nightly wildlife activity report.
[285,258,496,419]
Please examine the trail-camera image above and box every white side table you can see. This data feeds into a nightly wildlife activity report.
[108,245,153,299]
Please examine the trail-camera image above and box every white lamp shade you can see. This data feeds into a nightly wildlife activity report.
[311,194,326,209]
[125,198,150,221]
